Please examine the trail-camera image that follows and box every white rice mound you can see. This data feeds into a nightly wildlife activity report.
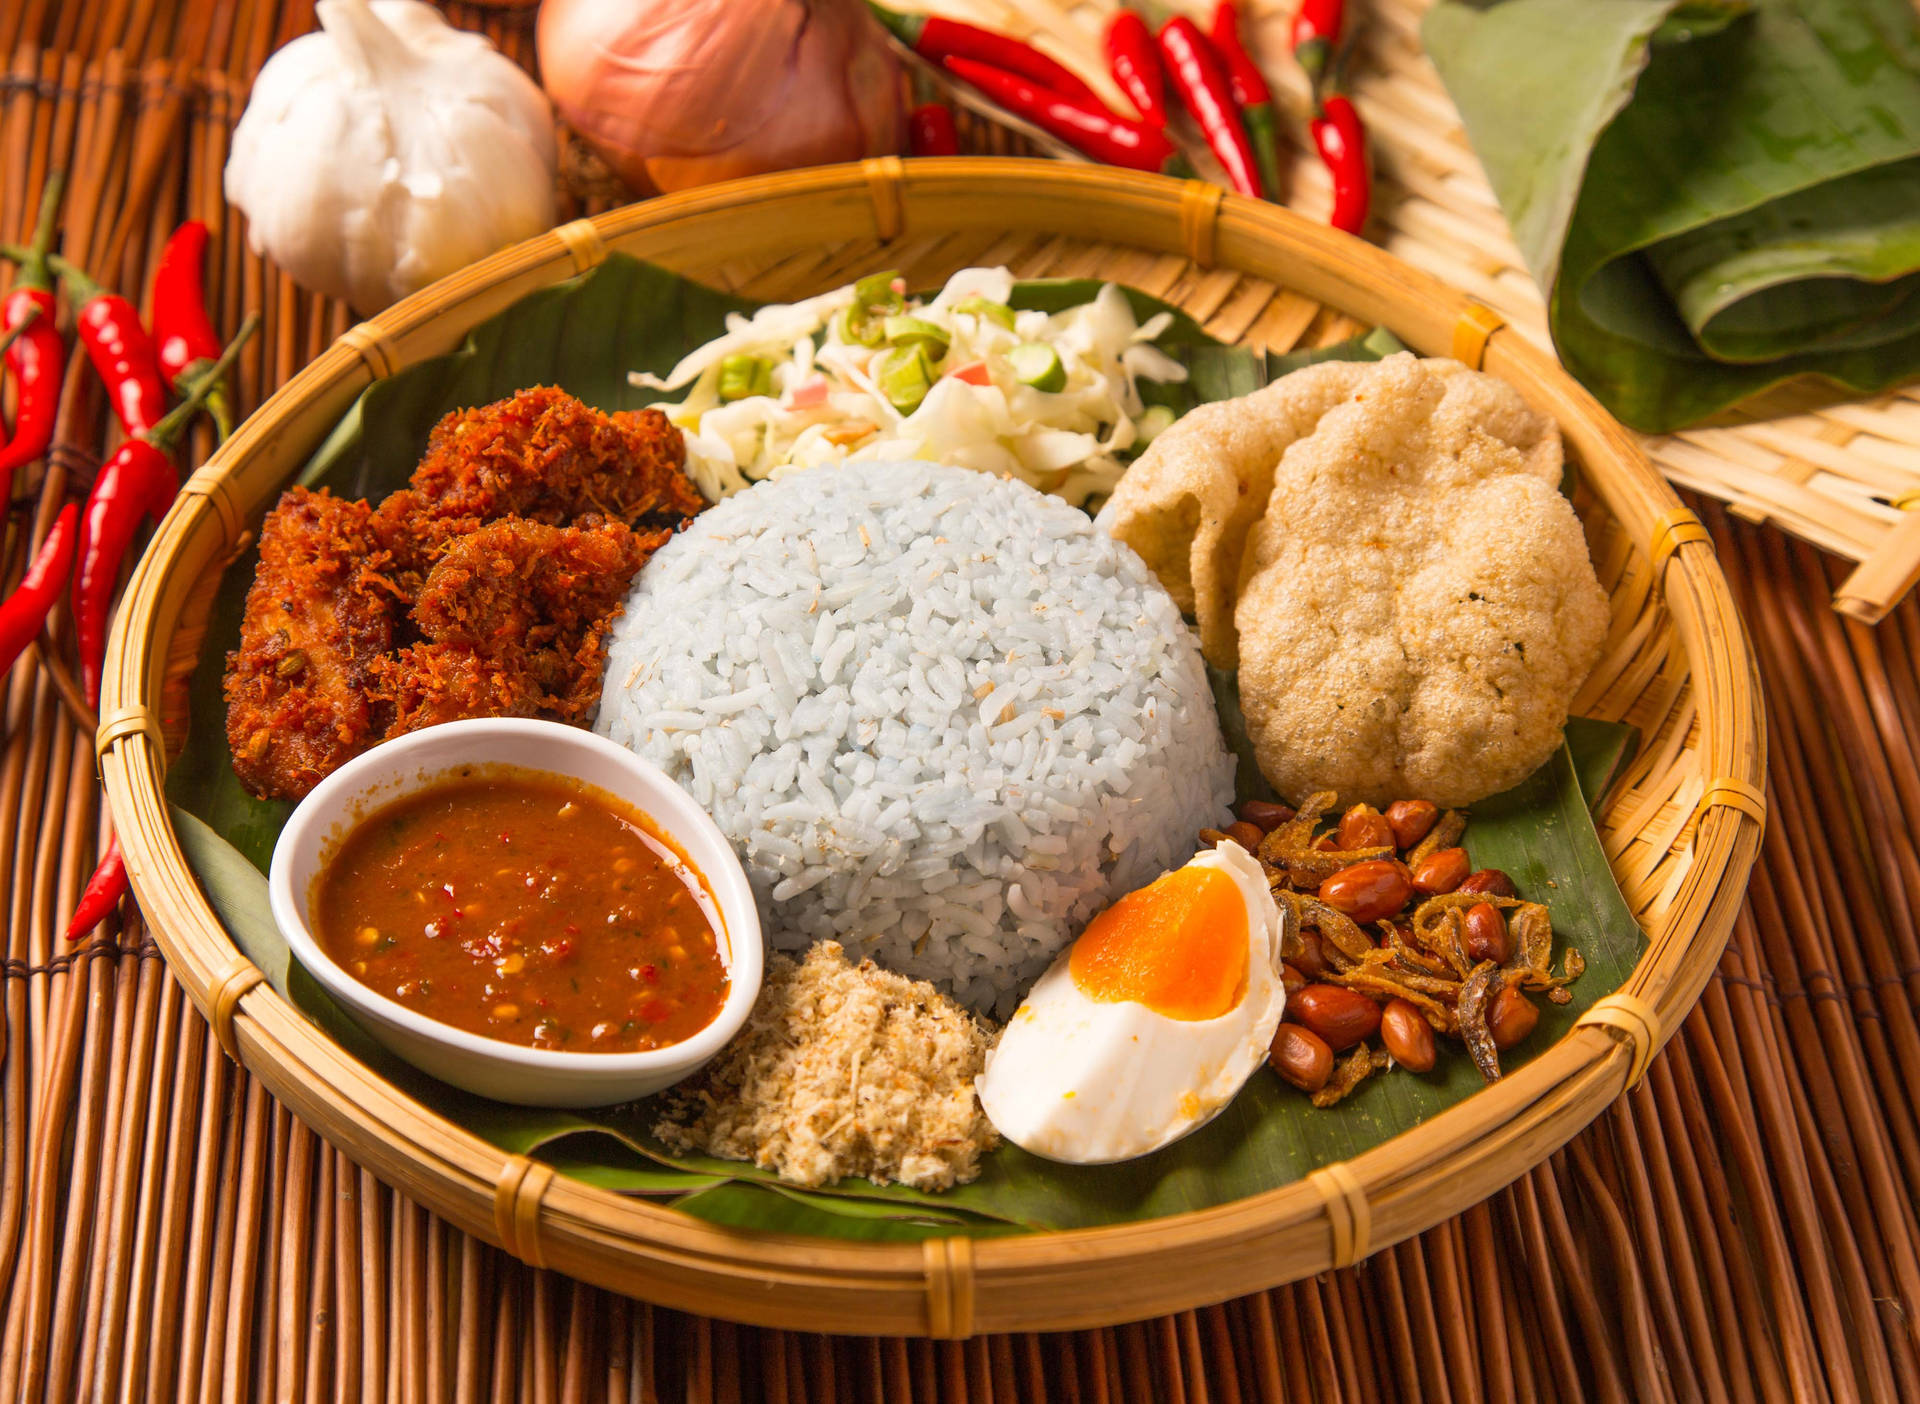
[596,461,1236,1015]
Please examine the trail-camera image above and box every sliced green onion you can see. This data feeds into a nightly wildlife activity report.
[837,271,907,348]
[716,353,774,402]
[851,271,904,311]
[873,344,935,413]
[1136,405,1176,443]
[955,296,1016,330]
[882,315,951,355]
[1006,342,1066,393]
[835,306,884,348]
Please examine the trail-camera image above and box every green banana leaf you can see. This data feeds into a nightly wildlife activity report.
[1423,0,1920,432]
[165,253,1642,1240]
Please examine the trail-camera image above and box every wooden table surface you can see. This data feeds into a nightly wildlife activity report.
[3,1,1918,1399]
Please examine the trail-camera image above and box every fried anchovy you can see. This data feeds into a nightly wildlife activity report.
[1457,961,1505,1083]
[1274,891,1303,966]
[1332,969,1459,1034]
[1384,919,1453,978]
[1508,901,1553,977]
[1279,890,1373,963]
[1407,808,1467,867]
[1311,1042,1392,1109]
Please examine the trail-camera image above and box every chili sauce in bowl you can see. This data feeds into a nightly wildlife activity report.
[269,717,763,1107]
[311,768,729,1054]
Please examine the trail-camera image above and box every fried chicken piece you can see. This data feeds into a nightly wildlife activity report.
[374,642,546,738]
[380,518,662,729]
[413,517,658,650]
[364,489,456,599]
[407,386,701,528]
[224,487,396,800]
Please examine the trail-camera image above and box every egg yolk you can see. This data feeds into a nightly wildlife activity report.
[1068,865,1249,1021]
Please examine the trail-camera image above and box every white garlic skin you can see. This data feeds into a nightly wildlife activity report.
[226,0,557,314]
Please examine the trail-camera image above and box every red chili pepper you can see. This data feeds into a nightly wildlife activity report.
[941,57,1176,174]
[908,102,961,157]
[1103,10,1167,130]
[868,6,1101,106]
[152,220,234,440]
[1311,95,1370,234]
[1157,18,1263,199]
[1207,3,1283,202]
[66,833,127,942]
[0,501,78,680]
[1290,0,1345,89]
[59,258,170,437]
[72,439,178,708]
[0,172,67,497]
[73,312,259,707]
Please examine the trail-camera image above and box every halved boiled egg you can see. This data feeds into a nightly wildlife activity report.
[978,842,1291,1164]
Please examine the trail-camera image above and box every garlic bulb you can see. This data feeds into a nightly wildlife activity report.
[226,0,557,313]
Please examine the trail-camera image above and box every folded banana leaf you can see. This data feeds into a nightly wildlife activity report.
[1423,0,1920,432]
[165,254,1642,1241]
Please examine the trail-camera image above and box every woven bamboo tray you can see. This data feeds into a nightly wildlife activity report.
[98,159,1764,1337]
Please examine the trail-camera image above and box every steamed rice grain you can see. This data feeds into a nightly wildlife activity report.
[596,462,1235,1015]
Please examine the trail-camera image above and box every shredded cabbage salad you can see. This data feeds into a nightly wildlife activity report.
[632,267,1188,508]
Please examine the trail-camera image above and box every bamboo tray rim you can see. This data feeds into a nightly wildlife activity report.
[99,158,1766,1338]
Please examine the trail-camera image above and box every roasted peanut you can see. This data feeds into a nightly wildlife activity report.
[1318,860,1415,925]
[1238,799,1296,832]
[1411,847,1471,895]
[1459,868,1518,898]
[1463,902,1512,965]
[1280,962,1308,997]
[1270,1023,1335,1093]
[1313,834,1341,852]
[1294,928,1331,979]
[1219,820,1264,851]
[1384,799,1439,849]
[1291,985,1383,1052]
[1338,805,1396,852]
[1379,998,1437,1072]
[1489,987,1538,1050]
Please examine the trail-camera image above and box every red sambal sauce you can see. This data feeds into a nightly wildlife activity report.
[311,766,728,1053]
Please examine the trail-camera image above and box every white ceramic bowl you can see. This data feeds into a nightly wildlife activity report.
[268,718,763,1107]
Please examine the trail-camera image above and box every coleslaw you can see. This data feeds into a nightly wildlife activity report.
[632,267,1188,508]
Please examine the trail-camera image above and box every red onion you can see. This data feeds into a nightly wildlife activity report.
[537,0,905,194]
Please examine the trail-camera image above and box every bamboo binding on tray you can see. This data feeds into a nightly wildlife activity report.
[338,320,399,381]
[1178,180,1224,268]
[1650,507,1715,578]
[100,160,1766,1335]
[1450,304,1505,371]
[863,156,907,242]
[180,464,250,551]
[94,705,161,759]
[1307,1162,1372,1268]
[1576,993,1662,1091]
[922,1239,976,1339]
[553,216,608,274]
[1693,776,1768,830]
[495,1157,556,1269]
[207,957,265,1064]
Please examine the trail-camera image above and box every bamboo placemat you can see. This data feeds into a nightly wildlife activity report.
[3,1,1918,1399]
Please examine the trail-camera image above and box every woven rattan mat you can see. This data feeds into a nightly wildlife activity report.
[5,2,1919,1398]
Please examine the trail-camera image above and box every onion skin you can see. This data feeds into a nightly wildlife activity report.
[537,0,905,194]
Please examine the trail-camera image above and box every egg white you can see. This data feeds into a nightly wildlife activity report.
[977,842,1289,1164]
